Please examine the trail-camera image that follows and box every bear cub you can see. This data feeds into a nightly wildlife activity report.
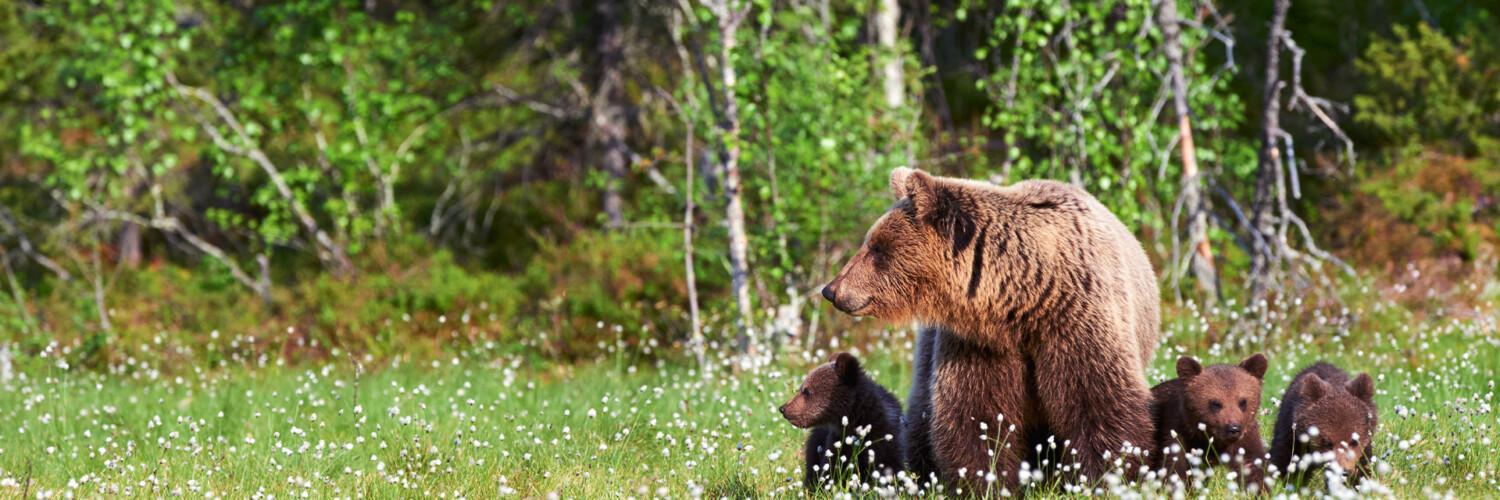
[1151,353,1270,488]
[779,352,905,490]
[1270,361,1378,483]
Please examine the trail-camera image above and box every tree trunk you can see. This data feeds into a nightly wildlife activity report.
[876,0,903,110]
[116,222,143,268]
[709,1,756,355]
[683,122,705,374]
[1249,0,1290,303]
[90,221,112,333]
[256,252,273,309]
[911,0,957,167]
[1159,0,1218,304]
[589,0,631,229]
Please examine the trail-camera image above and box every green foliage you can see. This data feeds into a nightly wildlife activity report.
[1349,23,1500,261]
[14,0,182,203]
[1356,152,1500,261]
[4,0,1500,366]
[517,230,697,359]
[650,0,923,325]
[1354,24,1500,153]
[733,2,921,288]
[975,0,1253,234]
[201,0,470,247]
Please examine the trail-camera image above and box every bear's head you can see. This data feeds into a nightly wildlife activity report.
[1294,371,1377,472]
[821,167,979,321]
[779,352,865,429]
[1175,353,1268,445]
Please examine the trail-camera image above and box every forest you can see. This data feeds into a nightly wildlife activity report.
[0,0,1497,497]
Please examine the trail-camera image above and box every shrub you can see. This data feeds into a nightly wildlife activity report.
[1354,24,1500,153]
[514,229,705,361]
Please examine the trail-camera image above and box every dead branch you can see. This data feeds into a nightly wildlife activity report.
[88,198,270,303]
[166,70,353,278]
[0,245,37,334]
[0,206,71,281]
[1282,33,1356,172]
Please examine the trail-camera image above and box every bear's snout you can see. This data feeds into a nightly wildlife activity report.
[821,283,839,303]
[820,278,872,315]
[1224,424,1243,440]
[1333,445,1360,471]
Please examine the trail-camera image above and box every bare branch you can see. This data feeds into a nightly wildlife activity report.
[88,196,268,301]
[1282,33,1357,172]
[166,70,353,278]
[490,84,577,120]
[0,206,72,281]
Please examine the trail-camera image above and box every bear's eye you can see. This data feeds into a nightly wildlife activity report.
[801,387,811,397]
[1208,400,1223,412]
[1238,399,1248,410]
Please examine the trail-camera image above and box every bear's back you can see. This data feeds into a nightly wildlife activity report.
[1005,179,1160,367]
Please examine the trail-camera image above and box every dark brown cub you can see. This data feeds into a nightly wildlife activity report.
[1270,361,1378,484]
[1151,353,1270,490]
[779,352,905,491]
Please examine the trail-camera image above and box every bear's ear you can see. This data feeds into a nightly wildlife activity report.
[889,167,914,200]
[831,352,862,384]
[1301,374,1328,402]
[1239,353,1268,380]
[1175,356,1203,378]
[901,169,944,219]
[1347,373,1375,402]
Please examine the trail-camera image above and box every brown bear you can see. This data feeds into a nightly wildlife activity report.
[1270,362,1378,483]
[822,168,1160,493]
[779,352,906,491]
[1151,354,1270,489]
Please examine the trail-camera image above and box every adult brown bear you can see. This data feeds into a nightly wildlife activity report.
[822,168,1159,494]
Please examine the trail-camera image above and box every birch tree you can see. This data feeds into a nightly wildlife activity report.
[876,0,904,111]
[700,0,756,354]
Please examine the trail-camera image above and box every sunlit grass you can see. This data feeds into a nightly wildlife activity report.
[0,282,1496,497]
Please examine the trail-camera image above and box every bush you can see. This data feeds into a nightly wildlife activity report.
[1354,24,1500,153]
[514,229,705,361]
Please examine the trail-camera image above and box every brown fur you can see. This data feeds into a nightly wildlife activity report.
[823,168,1160,493]
[1270,362,1378,484]
[1151,354,1270,490]
[780,352,906,491]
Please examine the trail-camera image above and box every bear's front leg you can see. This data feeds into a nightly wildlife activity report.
[1035,329,1154,486]
[1232,436,1269,492]
[904,326,940,487]
[803,426,834,491]
[930,335,1030,496]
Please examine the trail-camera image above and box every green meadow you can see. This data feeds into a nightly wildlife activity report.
[2,282,1495,497]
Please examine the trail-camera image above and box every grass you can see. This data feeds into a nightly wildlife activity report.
[0,282,1497,498]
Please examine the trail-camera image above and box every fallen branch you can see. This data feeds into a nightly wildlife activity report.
[86,191,271,304]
